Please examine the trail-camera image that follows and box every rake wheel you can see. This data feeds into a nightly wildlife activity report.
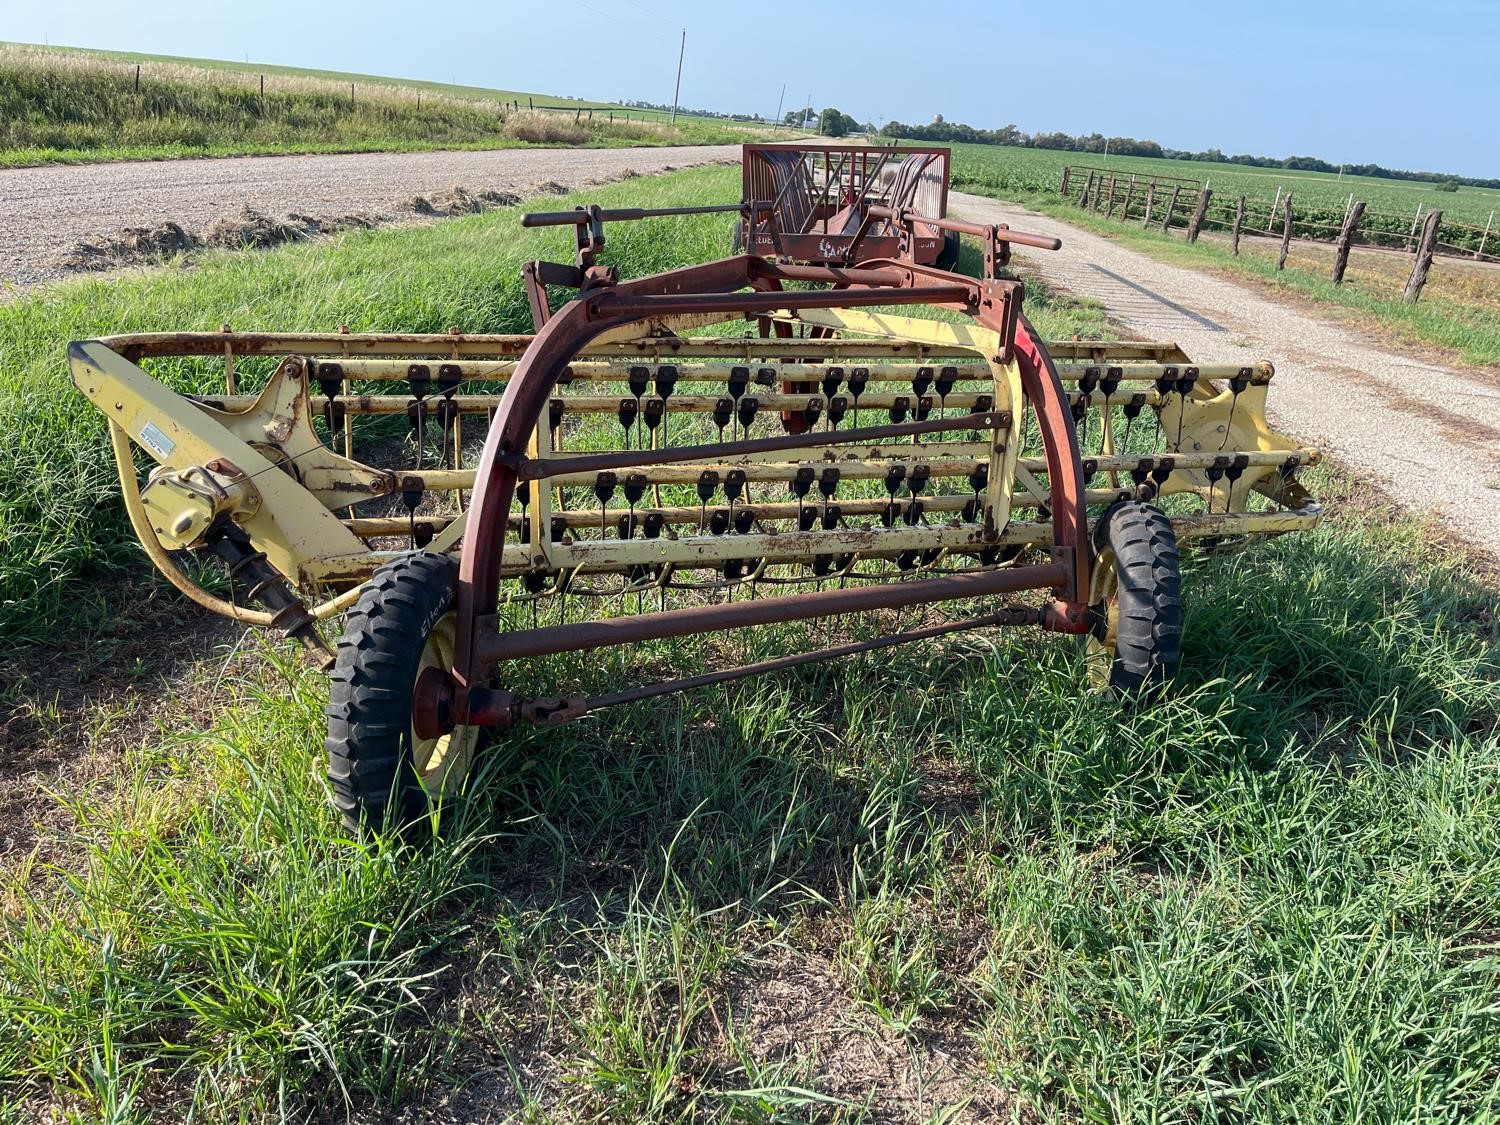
[326,551,484,833]
[1084,501,1183,695]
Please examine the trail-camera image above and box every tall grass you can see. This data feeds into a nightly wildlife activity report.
[2,469,1496,1120]
[2,164,1497,1121]
[0,44,750,166]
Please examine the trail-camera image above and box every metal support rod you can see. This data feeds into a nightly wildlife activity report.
[863,204,1062,250]
[514,410,1010,480]
[477,561,1071,663]
[522,203,753,227]
[556,606,1039,718]
[588,284,974,319]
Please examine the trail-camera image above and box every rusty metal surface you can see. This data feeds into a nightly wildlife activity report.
[452,250,1039,694]
[740,143,951,265]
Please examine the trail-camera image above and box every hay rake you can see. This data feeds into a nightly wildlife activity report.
[70,149,1321,829]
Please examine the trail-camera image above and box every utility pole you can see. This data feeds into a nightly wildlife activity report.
[773,83,786,130]
[669,29,685,125]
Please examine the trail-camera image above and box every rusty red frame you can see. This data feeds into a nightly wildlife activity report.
[440,248,1092,728]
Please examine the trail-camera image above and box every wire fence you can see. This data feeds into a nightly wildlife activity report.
[1060,164,1498,303]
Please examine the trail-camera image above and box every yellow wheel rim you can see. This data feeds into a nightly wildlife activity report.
[1083,545,1120,692]
[410,610,480,798]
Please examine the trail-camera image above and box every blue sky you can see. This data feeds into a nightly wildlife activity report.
[6,0,1495,177]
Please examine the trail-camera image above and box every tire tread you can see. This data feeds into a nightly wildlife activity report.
[325,552,458,833]
[1094,502,1183,694]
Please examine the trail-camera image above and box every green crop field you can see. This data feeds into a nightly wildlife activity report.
[947,142,1500,228]
[0,166,1496,1121]
[0,42,773,167]
[940,141,1500,369]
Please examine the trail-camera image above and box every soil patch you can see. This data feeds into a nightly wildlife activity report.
[0,584,249,871]
[730,946,1013,1119]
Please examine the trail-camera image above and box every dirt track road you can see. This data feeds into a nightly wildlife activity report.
[0,144,741,288]
[950,191,1500,558]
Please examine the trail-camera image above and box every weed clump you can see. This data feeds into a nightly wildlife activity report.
[427,186,522,214]
[502,110,589,146]
[203,207,314,249]
[59,221,197,269]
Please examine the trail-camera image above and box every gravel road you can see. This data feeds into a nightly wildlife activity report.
[3,152,1494,553]
[949,191,1500,558]
[0,145,741,288]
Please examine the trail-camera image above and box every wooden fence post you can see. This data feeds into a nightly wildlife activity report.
[1105,174,1118,217]
[1277,194,1294,270]
[1079,171,1095,209]
[1061,166,1071,196]
[134,64,141,93]
[259,74,265,99]
[1121,178,1136,222]
[1161,185,1181,233]
[1187,188,1212,242]
[1477,209,1494,260]
[1403,209,1443,304]
[1142,183,1156,227]
[350,82,355,106]
[1231,195,1246,256]
[1331,200,1365,284]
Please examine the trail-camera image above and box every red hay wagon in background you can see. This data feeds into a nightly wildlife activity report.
[735,143,959,269]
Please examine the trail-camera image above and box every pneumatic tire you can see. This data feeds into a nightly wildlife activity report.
[325,552,483,833]
[1083,502,1183,695]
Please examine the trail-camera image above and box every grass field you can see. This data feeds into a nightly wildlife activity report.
[2,167,1498,1121]
[945,142,1500,229]
[945,142,1500,369]
[0,43,769,167]
[4,41,755,123]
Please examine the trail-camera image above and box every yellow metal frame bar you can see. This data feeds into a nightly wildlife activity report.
[73,319,1321,630]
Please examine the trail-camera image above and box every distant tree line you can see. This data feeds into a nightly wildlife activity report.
[878,117,1500,191]
[619,99,762,122]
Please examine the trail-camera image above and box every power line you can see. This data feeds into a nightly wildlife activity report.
[565,0,674,45]
[620,0,669,19]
